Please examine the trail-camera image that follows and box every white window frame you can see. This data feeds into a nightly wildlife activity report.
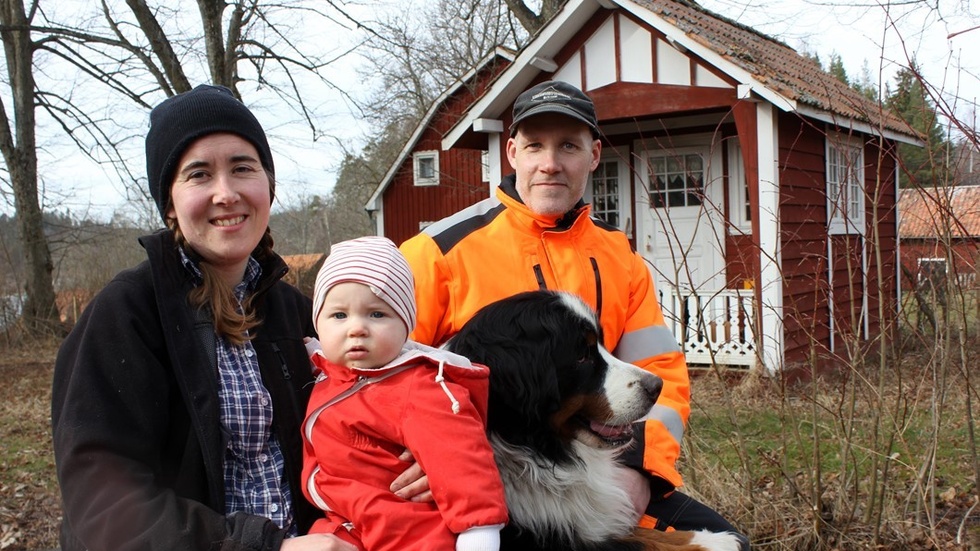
[645,146,708,210]
[413,150,439,187]
[480,150,490,183]
[916,257,947,283]
[586,155,630,233]
[826,133,865,235]
[727,140,751,234]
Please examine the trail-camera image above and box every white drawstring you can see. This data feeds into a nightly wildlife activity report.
[435,360,461,414]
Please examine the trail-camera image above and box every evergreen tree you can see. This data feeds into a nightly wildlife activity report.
[853,60,880,102]
[886,62,947,188]
[828,53,849,85]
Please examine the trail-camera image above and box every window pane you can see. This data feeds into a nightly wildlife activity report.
[686,154,703,172]
[591,160,622,227]
[827,139,863,233]
[648,152,706,209]
[651,175,664,191]
[652,157,666,175]
[418,157,435,179]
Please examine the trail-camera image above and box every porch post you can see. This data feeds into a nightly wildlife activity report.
[487,132,503,196]
[733,100,783,373]
[732,101,763,369]
[756,103,783,373]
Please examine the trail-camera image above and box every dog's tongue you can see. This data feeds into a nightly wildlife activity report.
[590,421,632,439]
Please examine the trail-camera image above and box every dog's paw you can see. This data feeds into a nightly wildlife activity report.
[689,530,745,551]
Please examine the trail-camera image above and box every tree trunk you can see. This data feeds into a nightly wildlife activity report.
[0,0,59,335]
[196,0,232,87]
[124,0,192,94]
[503,0,566,34]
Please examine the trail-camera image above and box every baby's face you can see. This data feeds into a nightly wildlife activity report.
[315,282,408,370]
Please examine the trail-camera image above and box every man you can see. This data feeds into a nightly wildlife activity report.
[399,80,747,544]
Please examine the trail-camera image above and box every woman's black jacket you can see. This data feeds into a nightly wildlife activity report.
[52,230,319,551]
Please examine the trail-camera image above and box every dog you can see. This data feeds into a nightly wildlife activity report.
[445,290,742,551]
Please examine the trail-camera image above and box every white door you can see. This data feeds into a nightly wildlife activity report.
[636,143,726,300]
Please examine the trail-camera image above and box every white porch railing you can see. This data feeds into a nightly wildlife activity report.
[660,288,757,368]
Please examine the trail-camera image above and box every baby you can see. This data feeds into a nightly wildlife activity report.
[301,236,508,551]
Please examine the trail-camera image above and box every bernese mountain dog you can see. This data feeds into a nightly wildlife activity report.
[446,290,742,551]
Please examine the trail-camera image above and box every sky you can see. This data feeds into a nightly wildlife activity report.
[5,0,978,223]
[698,0,980,112]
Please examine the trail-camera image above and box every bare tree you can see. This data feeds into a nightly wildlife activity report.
[0,0,369,336]
[331,0,530,233]
[504,0,565,34]
[0,0,58,335]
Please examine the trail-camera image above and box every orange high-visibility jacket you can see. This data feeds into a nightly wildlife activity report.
[400,175,691,487]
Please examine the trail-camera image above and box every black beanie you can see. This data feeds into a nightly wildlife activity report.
[145,84,275,220]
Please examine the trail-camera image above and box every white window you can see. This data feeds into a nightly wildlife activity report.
[590,160,623,228]
[481,150,490,183]
[413,150,439,187]
[727,140,751,233]
[647,151,705,209]
[917,258,947,287]
[826,134,864,234]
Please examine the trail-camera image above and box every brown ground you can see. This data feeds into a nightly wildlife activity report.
[1,340,978,550]
[0,341,60,551]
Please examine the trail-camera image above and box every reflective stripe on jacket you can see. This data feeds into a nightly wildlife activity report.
[399,174,690,487]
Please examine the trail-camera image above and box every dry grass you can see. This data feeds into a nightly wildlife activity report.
[0,338,60,551]
[1,335,978,550]
[684,345,980,551]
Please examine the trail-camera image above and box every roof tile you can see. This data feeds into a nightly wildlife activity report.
[899,187,980,238]
[631,0,916,137]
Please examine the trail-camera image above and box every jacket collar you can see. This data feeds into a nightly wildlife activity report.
[138,229,289,294]
[495,174,591,232]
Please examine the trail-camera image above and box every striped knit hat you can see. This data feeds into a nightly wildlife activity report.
[312,236,417,333]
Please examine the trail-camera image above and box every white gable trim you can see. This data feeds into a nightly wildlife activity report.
[612,0,797,112]
[442,0,604,150]
[365,47,515,213]
[442,0,802,150]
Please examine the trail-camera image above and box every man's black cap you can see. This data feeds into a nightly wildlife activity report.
[510,80,600,137]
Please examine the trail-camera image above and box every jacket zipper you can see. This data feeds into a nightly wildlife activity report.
[271,343,291,380]
[534,259,603,317]
[590,257,602,319]
[533,264,547,290]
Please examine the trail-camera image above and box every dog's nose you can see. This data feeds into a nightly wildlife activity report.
[641,373,663,404]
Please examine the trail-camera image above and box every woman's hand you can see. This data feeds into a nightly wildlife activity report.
[281,533,358,551]
[389,449,433,502]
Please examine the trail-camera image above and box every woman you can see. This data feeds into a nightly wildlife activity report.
[52,85,409,551]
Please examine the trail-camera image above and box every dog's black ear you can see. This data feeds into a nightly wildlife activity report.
[447,291,571,461]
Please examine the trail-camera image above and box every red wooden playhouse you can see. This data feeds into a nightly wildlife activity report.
[366,0,922,373]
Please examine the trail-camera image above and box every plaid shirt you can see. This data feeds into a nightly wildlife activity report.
[180,250,295,534]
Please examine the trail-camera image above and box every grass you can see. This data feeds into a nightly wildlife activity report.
[0,332,977,550]
[0,338,60,551]
[683,343,979,550]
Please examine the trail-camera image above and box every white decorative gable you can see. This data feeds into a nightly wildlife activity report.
[553,12,734,93]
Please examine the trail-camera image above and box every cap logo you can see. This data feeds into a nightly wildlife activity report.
[531,86,571,103]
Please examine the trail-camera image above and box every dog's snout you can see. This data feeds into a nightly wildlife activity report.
[640,373,663,404]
